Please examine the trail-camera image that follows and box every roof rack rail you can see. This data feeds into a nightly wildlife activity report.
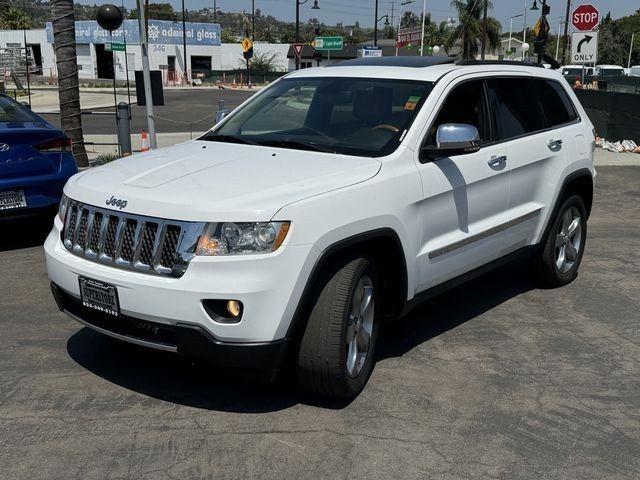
[328,56,457,68]
[456,60,545,68]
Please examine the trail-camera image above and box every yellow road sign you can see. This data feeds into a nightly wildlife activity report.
[241,37,253,53]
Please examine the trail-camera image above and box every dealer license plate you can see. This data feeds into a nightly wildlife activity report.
[79,277,120,317]
[0,190,27,211]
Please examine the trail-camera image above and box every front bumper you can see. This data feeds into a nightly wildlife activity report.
[50,282,288,377]
[45,216,319,345]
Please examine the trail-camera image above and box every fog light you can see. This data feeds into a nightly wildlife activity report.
[227,300,241,317]
[202,299,244,323]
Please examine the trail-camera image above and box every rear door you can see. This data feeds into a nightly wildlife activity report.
[414,77,510,291]
[486,76,577,251]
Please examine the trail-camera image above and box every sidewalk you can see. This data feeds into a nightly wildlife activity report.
[20,84,264,113]
[84,132,205,159]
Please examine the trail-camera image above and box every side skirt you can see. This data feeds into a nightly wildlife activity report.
[399,245,538,318]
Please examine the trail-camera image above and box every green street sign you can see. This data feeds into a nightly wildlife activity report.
[106,42,126,52]
[314,36,343,51]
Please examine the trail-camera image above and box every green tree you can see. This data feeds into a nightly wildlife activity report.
[445,0,501,59]
[0,7,31,29]
[51,0,88,167]
[249,51,280,73]
[0,0,10,16]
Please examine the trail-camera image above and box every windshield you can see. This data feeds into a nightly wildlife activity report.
[202,77,433,157]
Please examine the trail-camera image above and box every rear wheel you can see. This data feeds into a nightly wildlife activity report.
[296,258,379,399]
[535,195,587,287]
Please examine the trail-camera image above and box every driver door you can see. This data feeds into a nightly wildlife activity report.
[414,78,510,292]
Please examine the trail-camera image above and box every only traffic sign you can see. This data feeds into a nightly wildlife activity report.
[572,4,599,31]
[571,31,598,64]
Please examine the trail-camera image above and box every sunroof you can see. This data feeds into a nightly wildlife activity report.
[327,56,457,68]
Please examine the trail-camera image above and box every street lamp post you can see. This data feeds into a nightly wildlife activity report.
[509,13,523,58]
[395,0,414,56]
[181,0,187,84]
[295,0,319,70]
[555,19,567,61]
[522,0,528,60]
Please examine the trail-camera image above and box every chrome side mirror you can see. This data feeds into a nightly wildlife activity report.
[421,123,481,161]
[436,123,480,149]
[214,109,230,124]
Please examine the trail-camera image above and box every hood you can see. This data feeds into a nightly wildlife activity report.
[66,141,382,222]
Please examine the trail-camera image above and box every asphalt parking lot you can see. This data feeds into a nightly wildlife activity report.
[1,166,639,480]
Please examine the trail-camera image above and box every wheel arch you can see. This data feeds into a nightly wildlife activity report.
[285,228,408,347]
[541,168,594,244]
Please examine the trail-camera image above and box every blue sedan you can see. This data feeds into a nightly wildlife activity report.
[0,93,77,220]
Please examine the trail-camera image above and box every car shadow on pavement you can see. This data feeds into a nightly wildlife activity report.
[376,260,535,361]
[66,259,535,412]
[0,215,54,252]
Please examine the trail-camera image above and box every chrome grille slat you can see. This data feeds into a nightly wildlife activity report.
[60,199,204,278]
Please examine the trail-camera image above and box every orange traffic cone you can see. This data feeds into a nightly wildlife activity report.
[140,130,150,152]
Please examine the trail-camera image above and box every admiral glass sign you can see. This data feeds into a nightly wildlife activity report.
[45,20,221,46]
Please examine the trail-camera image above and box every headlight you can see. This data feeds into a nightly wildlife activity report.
[196,221,290,256]
[58,194,69,222]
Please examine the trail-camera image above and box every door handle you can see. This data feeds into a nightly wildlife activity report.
[488,155,507,168]
[548,139,563,151]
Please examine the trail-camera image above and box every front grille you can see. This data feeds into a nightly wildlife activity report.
[61,199,205,277]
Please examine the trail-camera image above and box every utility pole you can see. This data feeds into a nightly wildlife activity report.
[390,1,394,35]
[481,0,488,60]
[419,0,426,55]
[374,0,379,47]
[252,0,255,40]
[214,0,217,22]
[136,0,156,148]
[561,0,570,65]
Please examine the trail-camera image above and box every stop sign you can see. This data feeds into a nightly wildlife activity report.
[572,4,599,31]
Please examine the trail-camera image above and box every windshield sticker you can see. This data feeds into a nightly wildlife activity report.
[404,96,421,111]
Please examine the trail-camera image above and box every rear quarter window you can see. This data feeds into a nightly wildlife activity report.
[486,77,545,141]
[534,79,578,128]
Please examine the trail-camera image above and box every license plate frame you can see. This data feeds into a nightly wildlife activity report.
[78,277,120,317]
[0,190,27,211]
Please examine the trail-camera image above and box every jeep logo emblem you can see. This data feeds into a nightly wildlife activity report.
[106,196,128,210]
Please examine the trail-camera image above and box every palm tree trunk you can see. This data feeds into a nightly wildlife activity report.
[51,0,88,167]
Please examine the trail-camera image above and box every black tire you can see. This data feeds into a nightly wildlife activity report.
[296,258,379,399]
[535,194,588,287]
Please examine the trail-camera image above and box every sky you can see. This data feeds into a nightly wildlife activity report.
[99,0,638,31]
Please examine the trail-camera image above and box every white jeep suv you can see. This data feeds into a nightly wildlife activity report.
[45,58,595,399]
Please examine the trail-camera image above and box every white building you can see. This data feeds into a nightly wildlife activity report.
[1,20,291,83]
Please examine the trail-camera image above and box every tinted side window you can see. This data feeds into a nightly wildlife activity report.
[534,79,578,127]
[486,78,545,141]
[428,80,490,145]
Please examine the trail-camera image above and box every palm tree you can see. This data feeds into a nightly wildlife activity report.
[51,0,88,167]
[0,7,31,29]
[445,0,501,59]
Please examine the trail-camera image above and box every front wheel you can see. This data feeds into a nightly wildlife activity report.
[296,258,379,399]
[535,194,588,287]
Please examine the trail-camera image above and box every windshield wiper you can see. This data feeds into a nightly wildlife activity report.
[257,139,336,153]
[200,134,260,146]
